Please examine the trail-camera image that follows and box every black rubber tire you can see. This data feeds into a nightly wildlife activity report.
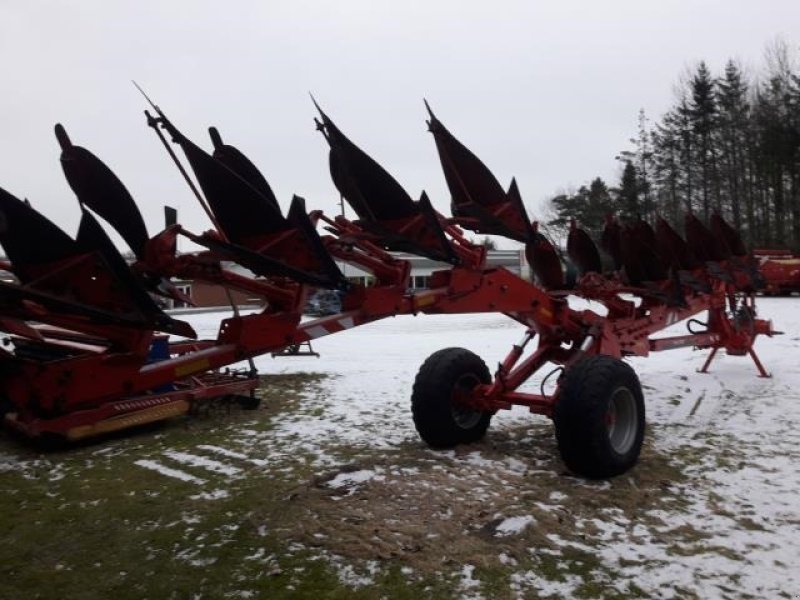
[554,355,645,479]
[411,347,493,448]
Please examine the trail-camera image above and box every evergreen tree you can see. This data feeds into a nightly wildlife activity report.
[547,177,614,239]
[616,161,640,221]
[652,107,683,223]
[584,177,614,233]
[689,62,720,220]
[549,189,586,233]
[617,110,655,220]
[549,41,800,250]
[715,60,750,235]
[760,41,800,246]
[676,94,695,212]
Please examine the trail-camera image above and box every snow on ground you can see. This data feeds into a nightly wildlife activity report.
[4,297,797,597]
[133,459,207,484]
[263,312,535,449]
[494,515,537,537]
[149,297,800,597]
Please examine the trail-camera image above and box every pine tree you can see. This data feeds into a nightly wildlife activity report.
[761,41,800,247]
[676,94,695,213]
[547,177,614,239]
[551,41,800,251]
[716,60,750,236]
[689,62,719,220]
[617,110,655,220]
[652,107,683,224]
[585,177,614,233]
[616,161,640,222]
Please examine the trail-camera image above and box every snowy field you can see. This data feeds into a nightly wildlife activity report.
[1,297,799,598]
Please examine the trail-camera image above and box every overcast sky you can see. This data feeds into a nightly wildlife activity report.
[1,1,798,250]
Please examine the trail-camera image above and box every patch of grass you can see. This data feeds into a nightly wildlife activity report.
[0,370,762,599]
[0,372,351,600]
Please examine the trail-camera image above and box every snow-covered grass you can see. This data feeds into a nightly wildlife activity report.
[1,298,799,599]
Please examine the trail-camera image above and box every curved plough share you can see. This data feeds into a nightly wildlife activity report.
[0,102,777,478]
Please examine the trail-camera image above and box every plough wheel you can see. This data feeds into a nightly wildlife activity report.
[555,355,645,478]
[412,347,492,448]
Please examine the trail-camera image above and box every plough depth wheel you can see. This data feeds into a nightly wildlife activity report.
[555,355,646,479]
[411,347,493,448]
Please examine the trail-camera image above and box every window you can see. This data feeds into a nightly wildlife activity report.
[173,285,192,309]
[412,275,430,289]
[346,276,375,287]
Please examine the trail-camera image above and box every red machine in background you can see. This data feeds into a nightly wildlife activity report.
[753,249,800,295]
[0,97,777,478]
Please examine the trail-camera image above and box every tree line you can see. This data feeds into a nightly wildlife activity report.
[548,41,800,251]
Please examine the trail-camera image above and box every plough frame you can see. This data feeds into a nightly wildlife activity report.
[0,98,777,477]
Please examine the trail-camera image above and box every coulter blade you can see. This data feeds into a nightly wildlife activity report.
[0,186,77,279]
[316,106,417,222]
[204,129,345,288]
[158,119,285,242]
[285,195,348,287]
[75,209,196,338]
[709,212,762,290]
[164,205,178,228]
[425,102,534,243]
[566,219,602,276]
[685,213,729,263]
[315,103,457,264]
[56,125,204,305]
[619,225,647,285]
[526,224,564,290]
[710,213,747,257]
[208,127,282,215]
[600,215,623,271]
[0,189,194,338]
[156,117,345,287]
[629,218,668,282]
[655,216,700,271]
[56,124,149,259]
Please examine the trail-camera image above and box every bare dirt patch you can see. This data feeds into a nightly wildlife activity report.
[251,420,693,596]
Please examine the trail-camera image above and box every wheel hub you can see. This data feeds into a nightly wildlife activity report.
[606,386,638,455]
[450,373,483,429]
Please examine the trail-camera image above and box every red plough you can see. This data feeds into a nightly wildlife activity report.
[0,100,777,478]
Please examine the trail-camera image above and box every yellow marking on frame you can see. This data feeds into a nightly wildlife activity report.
[175,358,210,378]
[415,294,437,308]
[538,307,553,320]
[67,400,190,441]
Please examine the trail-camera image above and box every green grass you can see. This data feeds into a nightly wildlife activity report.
[0,372,491,599]
[0,372,742,599]
[0,374,328,600]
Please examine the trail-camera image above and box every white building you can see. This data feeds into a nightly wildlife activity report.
[339,249,530,289]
